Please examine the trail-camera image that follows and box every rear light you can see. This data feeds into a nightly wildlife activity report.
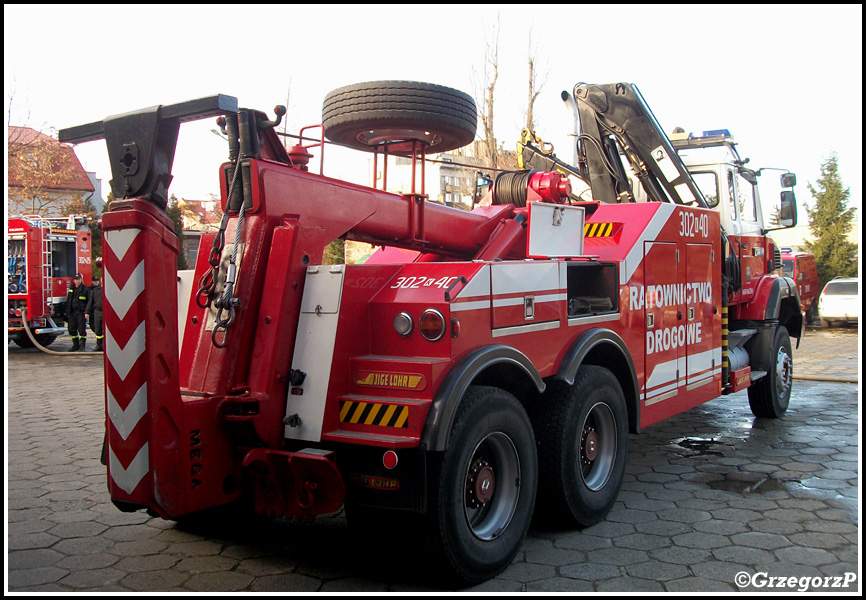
[394,312,413,337]
[419,309,446,342]
[383,450,398,469]
[15,309,22,317]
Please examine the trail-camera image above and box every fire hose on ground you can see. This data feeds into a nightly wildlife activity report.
[19,308,103,357]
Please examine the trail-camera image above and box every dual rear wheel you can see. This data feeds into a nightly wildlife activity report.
[420,367,628,584]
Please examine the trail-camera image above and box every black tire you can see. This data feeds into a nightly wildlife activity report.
[806,304,819,325]
[13,332,57,348]
[748,326,793,418]
[322,81,477,155]
[424,386,536,585]
[12,333,35,348]
[530,365,628,527]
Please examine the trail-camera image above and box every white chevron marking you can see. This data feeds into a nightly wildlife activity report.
[106,322,146,381]
[105,229,140,262]
[105,261,145,320]
[107,382,148,441]
[109,442,149,495]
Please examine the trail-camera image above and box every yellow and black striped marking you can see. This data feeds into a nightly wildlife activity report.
[339,400,410,429]
[584,222,616,237]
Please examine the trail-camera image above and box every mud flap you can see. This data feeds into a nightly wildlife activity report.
[242,448,345,520]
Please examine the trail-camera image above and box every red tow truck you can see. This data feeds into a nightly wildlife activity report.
[7,215,93,348]
[59,80,802,584]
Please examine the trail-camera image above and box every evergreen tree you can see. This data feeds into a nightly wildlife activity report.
[166,194,189,270]
[803,153,857,290]
[323,239,345,265]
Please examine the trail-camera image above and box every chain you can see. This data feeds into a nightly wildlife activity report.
[193,154,246,348]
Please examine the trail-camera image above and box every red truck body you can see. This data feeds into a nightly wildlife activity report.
[60,82,802,584]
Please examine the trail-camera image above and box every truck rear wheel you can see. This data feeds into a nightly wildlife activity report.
[748,326,792,418]
[12,332,56,348]
[424,386,536,585]
[531,365,628,527]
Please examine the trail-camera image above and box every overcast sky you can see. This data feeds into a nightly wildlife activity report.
[5,4,862,247]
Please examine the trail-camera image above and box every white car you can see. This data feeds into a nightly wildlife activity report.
[818,277,859,327]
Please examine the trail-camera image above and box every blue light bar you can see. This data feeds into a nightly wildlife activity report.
[690,129,732,139]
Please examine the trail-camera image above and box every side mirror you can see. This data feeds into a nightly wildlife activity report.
[780,190,797,227]
[780,172,796,188]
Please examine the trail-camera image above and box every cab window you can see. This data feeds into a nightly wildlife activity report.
[726,170,738,220]
[691,171,719,207]
[738,173,758,223]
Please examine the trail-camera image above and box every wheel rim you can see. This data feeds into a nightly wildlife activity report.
[578,402,617,491]
[774,346,793,402]
[463,432,520,541]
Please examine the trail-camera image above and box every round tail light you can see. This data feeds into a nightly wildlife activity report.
[419,309,446,342]
[394,312,413,337]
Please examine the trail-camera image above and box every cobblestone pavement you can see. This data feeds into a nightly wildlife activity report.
[6,327,860,592]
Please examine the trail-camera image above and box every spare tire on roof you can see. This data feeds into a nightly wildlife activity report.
[322,81,477,155]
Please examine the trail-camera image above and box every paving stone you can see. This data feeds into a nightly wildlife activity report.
[317,577,391,593]
[730,532,792,551]
[46,520,109,539]
[694,519,750,536]
[587,547,649,566]
[672,532,730,550]
[60,567,126,589]
[8,532,60,551]
[116,554,182,573]
[249,573,322,592]
[122,570,190,591]
[498,561,556,582]
[712,545,775,564]
[109,539,170,557]
[8,549,64,570]
[614,533,670,551]
[172,555,240,574]
[7,567,68,588]
[657,508,712,524]
[787,532,850,550]
[526,577,594,592]
[560,562,622,581]
[625,560,689,581]
[524,547,585,566]
[556,534,613,553]
[774,546,838,566]
[597,575,664,591]
[665,576,737,591]
[164,540,225,557]
[56,553,120,571]
[748,519,804,536]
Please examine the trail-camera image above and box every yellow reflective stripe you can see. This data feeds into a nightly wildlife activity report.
[381,404,397,426]
[350,403,366,424]
[393,406,409,428]
[364,403,382,425]
[339,401,353,421]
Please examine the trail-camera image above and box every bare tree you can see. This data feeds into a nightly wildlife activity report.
[472,14,502,169]
[525,30,548,133]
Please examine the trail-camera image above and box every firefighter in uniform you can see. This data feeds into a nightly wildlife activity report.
[66,273,91,351]
[86,274,104,352]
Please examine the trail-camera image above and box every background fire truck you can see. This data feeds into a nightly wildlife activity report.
[60,80,801,585]
[7,215,93,348]
[779,247,819,324]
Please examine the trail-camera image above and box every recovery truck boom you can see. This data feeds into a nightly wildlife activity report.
[60,80,802,585]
